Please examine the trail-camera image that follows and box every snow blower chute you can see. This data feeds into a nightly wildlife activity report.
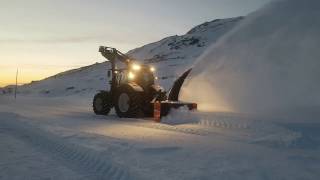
[93,46,197,121]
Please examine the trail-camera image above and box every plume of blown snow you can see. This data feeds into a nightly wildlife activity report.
[181,0,320,119]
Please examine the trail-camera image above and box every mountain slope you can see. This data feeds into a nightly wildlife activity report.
[128,17,243,89]
[2,17,243,96]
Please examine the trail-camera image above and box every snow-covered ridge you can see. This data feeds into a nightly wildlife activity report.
[1,17,243,96]
[127,17,243,65]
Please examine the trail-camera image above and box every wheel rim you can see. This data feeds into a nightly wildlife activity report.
[118,93,130,112]
[94,98,103,111]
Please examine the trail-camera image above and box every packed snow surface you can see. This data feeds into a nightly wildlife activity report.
[182,0,320,118]
[1,95,320,180]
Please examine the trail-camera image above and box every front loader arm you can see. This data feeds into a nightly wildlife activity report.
[99,46,131,65]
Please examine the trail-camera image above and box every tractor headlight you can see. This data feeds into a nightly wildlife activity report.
[128,71,135,79]
[150,67,155,72]
[132,64,141,71]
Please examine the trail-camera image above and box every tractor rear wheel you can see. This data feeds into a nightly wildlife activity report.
[114,86,144,118]
[93,91,112,115]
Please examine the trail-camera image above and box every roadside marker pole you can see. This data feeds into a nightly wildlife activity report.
[14,68,18,99]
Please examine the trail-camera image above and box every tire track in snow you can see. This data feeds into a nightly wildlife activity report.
[1,113,140,180]
[94,113,300,147]
[94,117,212,136]
[129,111,259,134]
[97,117,251,137]
[94,113,254,137]
[131,121,211,136]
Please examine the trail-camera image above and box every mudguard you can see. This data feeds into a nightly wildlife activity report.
[150,84,164,92]
[127,82,144,92]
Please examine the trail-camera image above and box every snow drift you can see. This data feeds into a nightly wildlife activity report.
[182,0,320,118]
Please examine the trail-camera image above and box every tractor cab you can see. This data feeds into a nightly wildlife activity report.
[126,63,155,89]
[110,63,156,90]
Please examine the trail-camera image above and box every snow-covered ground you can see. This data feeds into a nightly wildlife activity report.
[1,0,320,179]
[1,95,320,180]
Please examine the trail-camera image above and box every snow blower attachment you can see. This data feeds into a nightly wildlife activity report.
[93,46,197,121]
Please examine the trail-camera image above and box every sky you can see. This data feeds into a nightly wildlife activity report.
[0,0,272,87]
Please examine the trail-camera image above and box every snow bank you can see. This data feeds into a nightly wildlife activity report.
[182,0,320,118]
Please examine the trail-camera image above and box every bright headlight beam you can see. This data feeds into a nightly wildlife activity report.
[132,64,141,71]
[128,72,135,79]
[150,67,155,72]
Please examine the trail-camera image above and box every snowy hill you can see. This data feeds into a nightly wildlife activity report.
[13,63,110,97]
[2,17,243,96]
[128,17,243,89]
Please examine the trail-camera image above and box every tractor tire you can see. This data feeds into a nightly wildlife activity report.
[93,91,112,115]
[114,86,144,118]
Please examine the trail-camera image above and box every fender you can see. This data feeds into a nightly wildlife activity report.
[127,82,144,92]
[150,84,164,92]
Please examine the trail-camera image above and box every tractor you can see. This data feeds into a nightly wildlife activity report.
[93,46,196,120]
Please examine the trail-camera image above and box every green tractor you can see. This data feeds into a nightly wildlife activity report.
[93,46,196,119]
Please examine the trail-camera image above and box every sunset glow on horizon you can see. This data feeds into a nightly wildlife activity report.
[0,0,270,87]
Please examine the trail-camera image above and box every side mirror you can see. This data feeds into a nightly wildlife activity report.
[107,70,111,78]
